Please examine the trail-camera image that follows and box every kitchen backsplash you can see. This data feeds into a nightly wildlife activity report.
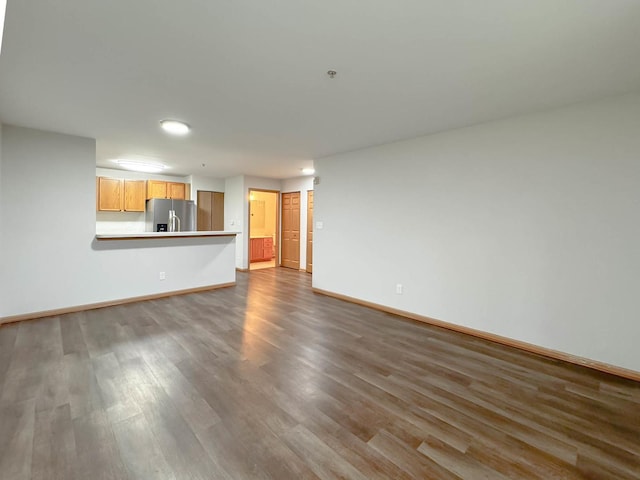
[96,211,146,233]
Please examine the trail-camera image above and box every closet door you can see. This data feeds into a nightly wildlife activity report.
[212,192,224,230]
[197,191,225,231]
[197,191,212,231]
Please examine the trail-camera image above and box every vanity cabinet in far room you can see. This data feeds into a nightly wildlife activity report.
[250,237,274,262]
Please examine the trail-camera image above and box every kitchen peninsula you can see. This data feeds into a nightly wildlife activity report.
[95,231,238,240]
[88,230,240,313]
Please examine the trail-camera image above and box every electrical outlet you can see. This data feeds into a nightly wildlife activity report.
[159,272,166,280]
[396,283,403,294]
[316,221,324,230]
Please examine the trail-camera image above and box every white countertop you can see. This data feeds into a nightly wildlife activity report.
[96,231,240,240]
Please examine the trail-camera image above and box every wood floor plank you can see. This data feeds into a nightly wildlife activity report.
[283,424,370,480]
[31,403,77,480]
[418,435,516,480]
[140,383,230,480]
[0,323,19,393]
[368,428,462,480]
[111,412,175,480]
[1,319,61,406]
[60,313,89,357]
[0,398,35,480]
[65,351,103,420]
[73,409,129,480]
[0,267,638,479]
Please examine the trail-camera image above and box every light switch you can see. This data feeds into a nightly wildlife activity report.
[316,221,323,230]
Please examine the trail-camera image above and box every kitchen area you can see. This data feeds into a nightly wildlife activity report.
[95,167,225,234]
[1,125,313,322]
[90,166,239,312]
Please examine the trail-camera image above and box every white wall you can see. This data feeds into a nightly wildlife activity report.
[1,126,236,318]
[96,167,189,183]
[314,93,640,373]
[282,176,314,269]
[0,124,3,250]
[95,211,147,234]
[224,175,245,268]
[188,174,225,203]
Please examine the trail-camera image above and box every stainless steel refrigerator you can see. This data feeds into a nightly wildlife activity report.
[145,199,196,232]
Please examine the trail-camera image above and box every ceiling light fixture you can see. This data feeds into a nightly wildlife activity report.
[112,159,167,173]
[160,119,190,135]
[302,168,315,175]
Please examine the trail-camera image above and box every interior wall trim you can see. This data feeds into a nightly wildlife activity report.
[312,287,640,383]
[0,282,236,326]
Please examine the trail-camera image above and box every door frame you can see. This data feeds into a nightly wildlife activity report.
[280,190,302,270]
[306,189,313,273]
[247,188,280,269]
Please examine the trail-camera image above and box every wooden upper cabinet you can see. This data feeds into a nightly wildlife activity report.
[97,177,123,211]
[146,180,189,200]
[123,180,146,212]
[147,180,168,199]
[98,177,189,210]
[168,182,186,200]
[97,177,147,212]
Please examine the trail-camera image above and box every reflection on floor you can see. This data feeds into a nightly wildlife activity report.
[250,259,276,270]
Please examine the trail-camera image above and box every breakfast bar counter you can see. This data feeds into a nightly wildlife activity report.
[95,231,239,240]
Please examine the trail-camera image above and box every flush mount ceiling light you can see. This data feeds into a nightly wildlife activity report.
[302,168,315,175]
[160,119,190,135]
[112,159,167,173]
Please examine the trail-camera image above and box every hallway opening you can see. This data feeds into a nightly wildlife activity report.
[248,189,279,270]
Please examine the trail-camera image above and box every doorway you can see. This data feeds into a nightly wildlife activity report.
[281,191,300,270]
[249,189,279,270]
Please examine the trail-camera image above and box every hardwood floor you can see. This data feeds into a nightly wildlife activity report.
[1,268,638,479]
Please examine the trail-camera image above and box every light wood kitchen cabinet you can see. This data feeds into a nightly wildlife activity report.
[97,177,123,211]
[97,177,146,212]
[146,180,189,200]
[123,180,146,211]
[147,180,168,199]
[167,182,186,200]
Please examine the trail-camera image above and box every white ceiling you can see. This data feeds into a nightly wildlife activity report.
[1,0,639,179]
